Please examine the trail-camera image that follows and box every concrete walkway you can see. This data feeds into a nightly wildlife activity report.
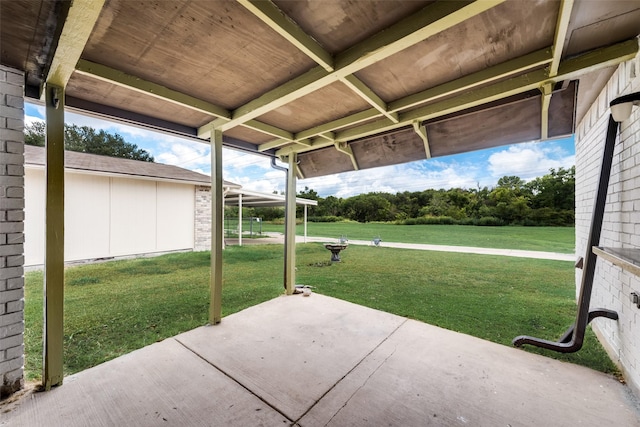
[3,294,638,426]
[295,235,576,261]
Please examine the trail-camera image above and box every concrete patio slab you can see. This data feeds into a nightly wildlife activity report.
[3,294,639,426]
[302,318,640,426]
[2,338,289,426]
[175,295,406,421]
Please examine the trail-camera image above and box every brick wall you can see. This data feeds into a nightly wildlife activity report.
[575,55,640,396]
[194,186,211,251]
[0,65,25,398]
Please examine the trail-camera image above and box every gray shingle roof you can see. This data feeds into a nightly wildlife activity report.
[24,145,240,188]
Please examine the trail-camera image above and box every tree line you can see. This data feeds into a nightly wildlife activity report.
[251,167,575,226]
[24,122,154,162]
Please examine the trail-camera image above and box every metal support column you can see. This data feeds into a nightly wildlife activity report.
[238,193,243,246]
[284,154,297,295]
[209,130,223,324]
[304,204,308,243]
[43,84,65,389]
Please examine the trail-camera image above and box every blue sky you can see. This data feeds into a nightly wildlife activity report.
[25,102,575,198]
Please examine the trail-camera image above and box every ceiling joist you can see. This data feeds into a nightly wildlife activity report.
[260,47,553,153]
[550,0,575,77]
[276,38,638,157]
[540,83,553,140]
[335,141,359,171]
[76,60,231,119]
[389,47,553,112]
[412,121,431,159]
[237,0,334,72]
[341,75,399,123]
[44,0,105,91]
[204,0,505,136]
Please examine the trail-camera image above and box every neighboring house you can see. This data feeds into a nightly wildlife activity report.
[24,145,240,266]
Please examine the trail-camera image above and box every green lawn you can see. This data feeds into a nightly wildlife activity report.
[24,242,615,382]
[262,222,576,253]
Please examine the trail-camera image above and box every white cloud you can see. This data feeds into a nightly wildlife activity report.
[24,101,575,198]
[298,159,483,198]
[488,142,574,180]
[155,140,210,169]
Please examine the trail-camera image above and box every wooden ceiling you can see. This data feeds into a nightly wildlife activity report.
[2,0,639,178]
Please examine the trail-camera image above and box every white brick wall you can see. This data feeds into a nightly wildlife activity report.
[576,55,640,396]
[0,65,25,398]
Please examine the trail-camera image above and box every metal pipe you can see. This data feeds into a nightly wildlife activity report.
[271,157,290,290]
[513,91,640,353]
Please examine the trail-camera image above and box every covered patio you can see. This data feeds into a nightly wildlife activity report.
[2,0,640,412]
[3,294,638,425]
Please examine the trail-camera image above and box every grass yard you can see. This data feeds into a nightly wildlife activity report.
[262,222,576,253]
[24,249,284,380]
[24,242,615,382]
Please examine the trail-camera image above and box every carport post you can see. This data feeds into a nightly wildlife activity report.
[238,193,243,246]
[43,83,65,389]
[209,129,223,324]
[284,153,297,295]
[304,205,308,243]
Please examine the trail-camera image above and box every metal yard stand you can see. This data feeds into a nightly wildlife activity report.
[513,92,640,353]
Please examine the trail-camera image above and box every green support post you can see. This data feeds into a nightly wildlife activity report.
[284,153,297,295]
[43,84,65,389]
[209,130,223,324]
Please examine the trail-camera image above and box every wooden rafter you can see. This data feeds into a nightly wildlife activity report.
[540,83,553,140]
[341,75,399,123]
[44,0,105,90]
[201,0,505,136]
[550,0,575,77]
[334,141,359,170]
[412,121,431,159]
[276,39,638,156]
[259,48,551,153]
[237,0,333,71]
[75,60,231,119]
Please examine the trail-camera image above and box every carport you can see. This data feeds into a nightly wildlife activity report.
[1,0,639,400]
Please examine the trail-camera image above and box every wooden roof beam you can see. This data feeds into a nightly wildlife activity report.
[237,0,334,72]
[341,75,399,123]
[76,60,295,142]
[389,47,553,112]
[275,48,553,155]
[334,39,639,143]
[76,60,231,119]
[243,119,293,140]
[550,0,575,77]
[43,0,105,91]
[335,141,359,171]
[211,0,505,133]
[257,109,381,152]
[540,83,553,140]
[413,121,431,159]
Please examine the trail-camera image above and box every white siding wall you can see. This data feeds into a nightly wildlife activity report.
[110,178,158,256]
[157,182,194,251]
[576,55,640,397]
[24,168,44,266]
[24,168,196,265]
[65,173,111,261]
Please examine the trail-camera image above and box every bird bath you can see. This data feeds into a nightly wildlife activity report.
[324,243,348,262]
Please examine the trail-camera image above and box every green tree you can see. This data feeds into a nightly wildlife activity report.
[316,195,343,217]
[342,193,394,222]
[525,166,575,211]
[24,122,154,162]
[297,186,319,217]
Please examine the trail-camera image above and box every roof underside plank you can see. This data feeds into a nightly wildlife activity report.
[3,0,640,178]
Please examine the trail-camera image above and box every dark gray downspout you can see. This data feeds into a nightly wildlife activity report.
[271,157,290,290]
